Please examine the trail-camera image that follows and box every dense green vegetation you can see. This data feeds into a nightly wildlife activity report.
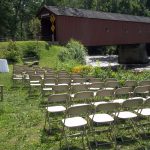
[0,0,150,40]
[0,41,49,63]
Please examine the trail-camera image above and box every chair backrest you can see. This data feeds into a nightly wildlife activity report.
[86,75,94,82]
[70,74,82,79]
[144,97,150,107]
[26,70,35,75]
[122,98,143,110]
[96,102,120,113]
[66,104,92,116]
[114,87,133,97]
[43,78,57,85]
[96,89,115,97]
[139,80,150,86]
[58,70,68,76]
[46,70,56,74]
[29,75,42,81]
[105,78,117,82]
[89,78,102,83]
[72,78,86,84]
[133,85,149,94]
[52,85,70,94]
[89,82,104,89]
[124,80,137,88]
[36,69,45,75]
[48,93,70,103]
[71,84,88,93]
[74,91,94,99]
[57,78,71,85]
[105,81,120,89]
[58,74,70,78]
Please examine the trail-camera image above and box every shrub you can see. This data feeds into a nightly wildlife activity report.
[71,65,93,77]
[56,60,80,72]
[57,46,69,62]
[0,41,49,63]
[23,43,40,59]
[5,40,21,63]
[58,39,87,64]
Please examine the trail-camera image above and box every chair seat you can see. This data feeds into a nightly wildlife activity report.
[105,87,114,90]
[89,114,114,123]
[58,83,68,86]
[44,83,55,86]
[112,99,126,104]
[13,77,22,80]
[42,88,52,91]
[30,81,40,83]
[30,83,41,86]
[92,101,107,106]
[70,94,74,98]
[117,111,137,119]
[47,106,66,113]
[71,103,89,107]
[129,97,146,101]
[62,117,87,128]
[89,88,100,91]
[135,108,150,116]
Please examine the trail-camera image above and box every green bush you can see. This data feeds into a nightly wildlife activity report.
[0,41,49,63]
[17,41,49,60]
[5,40,21,63]
[58,39,87,64]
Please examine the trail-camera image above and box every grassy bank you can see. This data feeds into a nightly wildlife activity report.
[0,41,150,150]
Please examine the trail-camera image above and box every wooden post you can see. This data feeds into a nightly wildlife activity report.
[50,14,55,42]
[0,85,4,101]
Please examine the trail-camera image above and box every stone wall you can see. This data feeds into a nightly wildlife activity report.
[118,44,149,64]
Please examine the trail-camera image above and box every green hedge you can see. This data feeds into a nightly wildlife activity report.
[0,41,49,63]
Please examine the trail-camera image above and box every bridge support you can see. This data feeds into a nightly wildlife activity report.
[118,44,149,64]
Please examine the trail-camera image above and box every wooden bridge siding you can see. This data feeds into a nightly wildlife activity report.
[56,15,150,46]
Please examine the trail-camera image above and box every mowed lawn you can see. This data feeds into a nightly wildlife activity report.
[0,47,150,150]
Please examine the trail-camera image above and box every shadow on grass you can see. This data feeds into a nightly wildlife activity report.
[59,146,84,150]
[40,128,61,143]
[89,140,113,150]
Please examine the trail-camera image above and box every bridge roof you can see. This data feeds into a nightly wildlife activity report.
[44,5,150,23]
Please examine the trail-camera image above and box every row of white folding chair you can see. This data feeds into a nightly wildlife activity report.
[124,80,150,87]
[46,95,150,149]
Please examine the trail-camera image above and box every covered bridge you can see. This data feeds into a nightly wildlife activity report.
[37,5,150,64]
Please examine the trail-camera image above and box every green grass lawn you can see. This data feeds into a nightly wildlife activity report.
[1,70,150,150]
[0,42,150,149]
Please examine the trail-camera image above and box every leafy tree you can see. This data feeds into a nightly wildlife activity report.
[29,18,41,40]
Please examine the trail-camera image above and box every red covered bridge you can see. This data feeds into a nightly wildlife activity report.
[37,5,150,64]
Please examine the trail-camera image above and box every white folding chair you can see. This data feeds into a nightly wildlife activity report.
[44,93,70,132]
[135,97,150,136]
[52,85,70,94]
[133,85,149,98]
[42,78,57,97]
[112,87,133,104]
[114,98,143,142]
[94,89,115,106]
[88,82,104,91]
[139,80,150,86]
[73,91,94,104]
[105,81,120,90]
[60,104,92,149]
[89,102,120,148]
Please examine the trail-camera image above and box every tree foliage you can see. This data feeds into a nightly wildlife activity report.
[0,0,150,40]
[29,18,41,39]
